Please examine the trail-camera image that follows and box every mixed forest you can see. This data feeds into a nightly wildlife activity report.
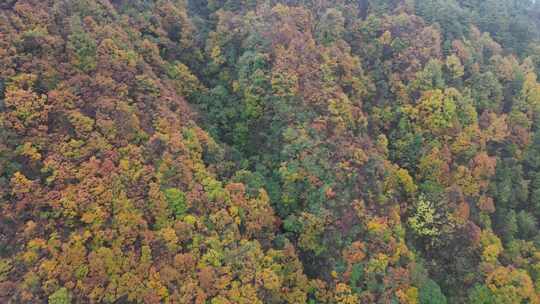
[1,0,540,303]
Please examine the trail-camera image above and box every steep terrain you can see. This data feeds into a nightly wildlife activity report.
[1,0,540,303]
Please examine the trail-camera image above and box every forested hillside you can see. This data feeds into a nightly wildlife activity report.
[1,0,540,303]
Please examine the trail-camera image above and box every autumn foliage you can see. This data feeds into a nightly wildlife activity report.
[1,0,540,303]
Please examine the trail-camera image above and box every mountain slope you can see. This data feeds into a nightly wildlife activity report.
[0,0,540,303]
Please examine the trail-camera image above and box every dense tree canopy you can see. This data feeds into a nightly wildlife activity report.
[0,0,539,303]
